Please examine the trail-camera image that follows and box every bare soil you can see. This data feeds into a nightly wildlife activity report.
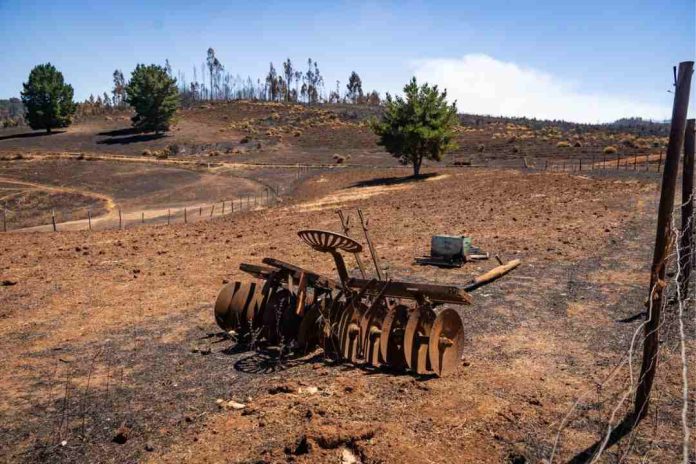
[1,164,691,463]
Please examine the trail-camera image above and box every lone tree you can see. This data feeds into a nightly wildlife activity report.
[21,63,76,133]
[346,71,363,103]
[371,77,458,177]
[125,64,179,134]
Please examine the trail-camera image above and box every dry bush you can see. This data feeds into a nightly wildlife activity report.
[573,141,582,147]
[620,137,637,148]
[603,145,618,155]
[477,143,485,152]
[557,141,572,148]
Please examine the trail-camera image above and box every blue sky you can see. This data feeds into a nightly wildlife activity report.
[0,0,693,122]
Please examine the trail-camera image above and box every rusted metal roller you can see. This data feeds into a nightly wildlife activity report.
[403,305,437,375]
[428,308,465,377]
[379,304,409,370]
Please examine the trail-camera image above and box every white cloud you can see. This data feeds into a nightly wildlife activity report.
[411,54,670,124]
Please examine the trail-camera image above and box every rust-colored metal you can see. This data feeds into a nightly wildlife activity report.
[214,223,519,378]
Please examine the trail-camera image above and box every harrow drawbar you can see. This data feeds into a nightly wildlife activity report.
[215,228,519,377]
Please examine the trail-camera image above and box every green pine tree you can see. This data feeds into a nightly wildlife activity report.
[125,64,179,134]
[21,63,76,133]
[371,77,458,177]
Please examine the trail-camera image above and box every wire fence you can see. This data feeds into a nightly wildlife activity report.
[541,152,664,173]
[1,187,279,233]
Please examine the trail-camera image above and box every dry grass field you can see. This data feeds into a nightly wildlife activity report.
[0,104,690,464]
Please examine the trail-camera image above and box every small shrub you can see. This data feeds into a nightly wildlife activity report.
[620,138,637,148]
[477,143,485,153]
[293,130,302,137]
[154,150,168,159]
[603,146,618,155]
[256,142,262,149]
[512,145,520,153]
[507,135,517,144]
[240,135,250,144]
[557,141,571,148]
[142,149,151,156]
[334,155,345,164]
[573,141,582,148]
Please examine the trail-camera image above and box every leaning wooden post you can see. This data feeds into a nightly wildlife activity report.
[679,118,696,297]
[210,204,215,217]
[118,207,122,229]
[168,209,171,225]
[52,209,57,232]
[87,209,92,231]
[184,207,188,224]
[635,61,693,421]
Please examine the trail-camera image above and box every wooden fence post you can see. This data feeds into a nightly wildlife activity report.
[616,154,620,170]
[210,204,215,217]
[184,207,187,224]
[222,201,225,215]
[679,118,696,297]
[168,209,171,225]
[635,61,693,421]
[88,209,92,231]
[52,209,57,232]
[141,212,144,224]
[232,198,234,213]
[118,207,122,229]
[2,208,6,233]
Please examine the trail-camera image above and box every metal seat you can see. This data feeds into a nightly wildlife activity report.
[298,229,363,253]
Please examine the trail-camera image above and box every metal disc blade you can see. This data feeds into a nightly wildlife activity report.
[298,300,322,350]
[214,282,240,331]
[403,306,435,374]
[230,281,255,333]
[428,308,465,377]
[379,304,408,370]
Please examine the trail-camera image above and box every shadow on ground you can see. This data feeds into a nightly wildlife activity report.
[0,130,65,141]
[349,172,439,188]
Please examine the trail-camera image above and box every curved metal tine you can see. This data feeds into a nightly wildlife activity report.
[337,209,367,278]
